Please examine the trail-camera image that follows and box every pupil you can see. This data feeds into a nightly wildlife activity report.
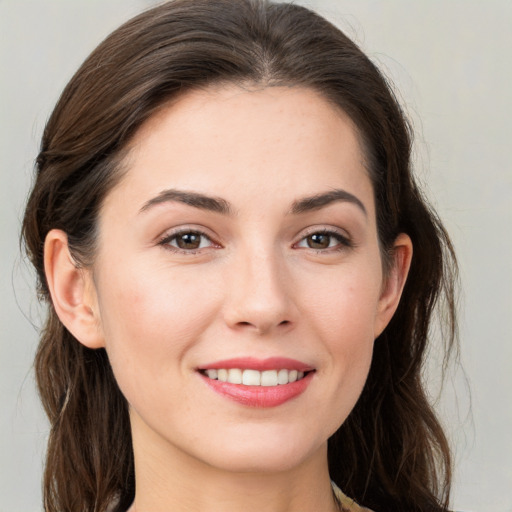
[177,233,201,249]
[308,234,330,249]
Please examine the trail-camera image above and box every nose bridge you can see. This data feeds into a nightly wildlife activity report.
[223,239,294,334]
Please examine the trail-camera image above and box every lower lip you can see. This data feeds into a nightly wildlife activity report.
[199,372,314,408]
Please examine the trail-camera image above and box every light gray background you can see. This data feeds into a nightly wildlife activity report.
[1,1,510,510]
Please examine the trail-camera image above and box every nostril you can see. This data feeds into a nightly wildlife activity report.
[233,319,291,333]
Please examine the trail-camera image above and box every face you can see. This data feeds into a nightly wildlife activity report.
[86,85,403,474]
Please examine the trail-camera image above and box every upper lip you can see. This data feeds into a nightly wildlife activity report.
[197,357,314,372]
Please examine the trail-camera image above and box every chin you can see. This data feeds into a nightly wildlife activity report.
[193,426,327,474]
[204,449,314,474]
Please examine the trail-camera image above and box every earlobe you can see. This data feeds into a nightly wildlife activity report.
[374,233,413,338]
[44,229,105,349]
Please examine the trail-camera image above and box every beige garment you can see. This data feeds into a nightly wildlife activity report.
[331,482,374,512]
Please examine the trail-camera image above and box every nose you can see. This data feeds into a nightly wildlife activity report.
[222,246,296,336]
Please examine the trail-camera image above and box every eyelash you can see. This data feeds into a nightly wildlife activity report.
[295,228,354,253]
[158,229,217,254]
[158,228,353,254]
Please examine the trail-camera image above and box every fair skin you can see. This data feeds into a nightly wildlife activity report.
[44,85,412,512]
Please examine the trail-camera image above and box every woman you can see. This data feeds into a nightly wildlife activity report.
[22,1,457,511]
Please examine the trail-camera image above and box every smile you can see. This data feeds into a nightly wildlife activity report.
[197,357,315,407]
[200,368,307,386]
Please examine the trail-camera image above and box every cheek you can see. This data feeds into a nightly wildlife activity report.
[95,260,222,391]
[307,264,381,342]
[301,264,381,409]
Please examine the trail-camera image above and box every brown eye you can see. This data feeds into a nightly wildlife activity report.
[175,232,202,249]
[306,233,332,249]
[161,231,213,252]
[296,230,351,251]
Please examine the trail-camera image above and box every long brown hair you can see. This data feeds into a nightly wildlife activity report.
[22,1,458,511]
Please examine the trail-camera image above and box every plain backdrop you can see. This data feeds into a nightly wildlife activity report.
[1,1,511,510]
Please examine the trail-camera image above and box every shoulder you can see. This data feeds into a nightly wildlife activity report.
[331,482,374,512]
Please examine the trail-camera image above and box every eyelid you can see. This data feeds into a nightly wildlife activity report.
[157,225,221,253]
[294,226,354,251]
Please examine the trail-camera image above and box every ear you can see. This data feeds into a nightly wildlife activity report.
[374,233,413,338]
[44,229,105,349]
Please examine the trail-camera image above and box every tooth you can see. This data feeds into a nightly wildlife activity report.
[277,369,289,385]
[206,368,307,385]
[227,368,242,384]
[261,370,278,386]
[242,369,261,386]
[206,369,218,379]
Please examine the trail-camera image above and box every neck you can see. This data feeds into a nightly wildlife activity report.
[128,414,339,512]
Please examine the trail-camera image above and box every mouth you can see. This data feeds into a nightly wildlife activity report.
[197,357,315,407]
[199,368,311,386]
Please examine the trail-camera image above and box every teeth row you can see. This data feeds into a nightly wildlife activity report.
[204,369,306,386]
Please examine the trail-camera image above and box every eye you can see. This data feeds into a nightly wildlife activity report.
[296,230,352,251]
[159,230,215,252]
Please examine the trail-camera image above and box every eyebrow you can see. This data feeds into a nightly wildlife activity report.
[139,189,233,215]
[290,189,367,216]
[139,187,366,217]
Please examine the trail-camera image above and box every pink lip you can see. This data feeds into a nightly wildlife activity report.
[198,357,313,372]
[197,357,315,408]
[199,371,314,408]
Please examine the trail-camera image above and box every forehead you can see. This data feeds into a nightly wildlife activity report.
[130,84,365,161]
[105,85,373,218]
